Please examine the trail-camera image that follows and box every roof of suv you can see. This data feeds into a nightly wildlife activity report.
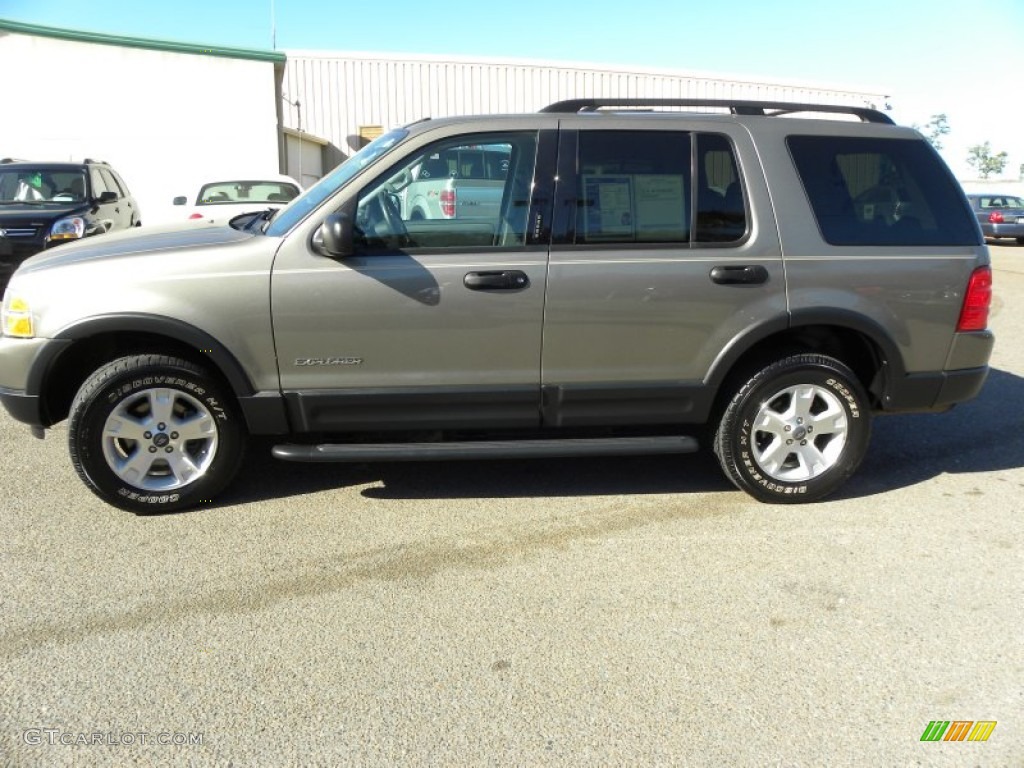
[0,158,114,169]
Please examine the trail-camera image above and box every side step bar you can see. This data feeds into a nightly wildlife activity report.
[272,436,699,463]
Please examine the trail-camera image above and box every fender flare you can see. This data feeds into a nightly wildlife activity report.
[34,313,258,398]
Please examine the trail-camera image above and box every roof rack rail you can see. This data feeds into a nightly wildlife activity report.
[83,158,109,165]
[0,157,27,164]
[539,98,894,124]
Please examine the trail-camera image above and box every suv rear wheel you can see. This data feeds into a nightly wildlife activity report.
[68,355,245,513]
[714,354,871,503]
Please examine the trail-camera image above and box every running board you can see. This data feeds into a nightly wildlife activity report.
[272,436,699,463]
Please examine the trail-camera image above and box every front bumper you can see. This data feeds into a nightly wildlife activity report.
[0,336,70,427]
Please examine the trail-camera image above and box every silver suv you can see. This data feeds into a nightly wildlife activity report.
[0,99,994,512]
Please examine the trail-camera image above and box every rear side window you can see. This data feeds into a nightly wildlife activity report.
[575,131,747,245]
[788,136,979,246]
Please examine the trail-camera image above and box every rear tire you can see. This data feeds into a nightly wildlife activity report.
[68,355,245,513]
[714,354,871,503]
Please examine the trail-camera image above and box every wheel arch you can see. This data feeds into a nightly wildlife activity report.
[31,314,256,427]
[705,310,905,421]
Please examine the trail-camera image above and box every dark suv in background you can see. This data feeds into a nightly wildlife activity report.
[0,158,140,296]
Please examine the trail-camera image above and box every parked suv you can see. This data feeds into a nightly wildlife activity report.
[0,158,141,297]
[0,100,994,513]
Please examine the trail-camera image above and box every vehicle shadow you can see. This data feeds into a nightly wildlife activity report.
[838,366,1024,498]
[214,367,1024,509]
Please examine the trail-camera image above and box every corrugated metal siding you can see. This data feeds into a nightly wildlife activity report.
[281,52,888,162]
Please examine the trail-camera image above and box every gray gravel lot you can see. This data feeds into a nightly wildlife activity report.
[1,246,1022,767]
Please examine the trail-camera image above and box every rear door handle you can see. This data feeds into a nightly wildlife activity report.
[710,265,769,285]
[464,270,530,290]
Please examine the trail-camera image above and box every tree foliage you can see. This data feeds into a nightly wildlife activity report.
[966,142,1009,179]
[913,114,950,151]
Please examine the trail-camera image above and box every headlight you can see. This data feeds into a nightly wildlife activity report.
[2,295,34,338]
[49,216,86,242]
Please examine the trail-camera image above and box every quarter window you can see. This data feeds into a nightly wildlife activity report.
[787,136,979,246]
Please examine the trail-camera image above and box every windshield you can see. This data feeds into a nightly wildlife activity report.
[0,168,88,205]
[197,180,300,206]
[265,128,409,236]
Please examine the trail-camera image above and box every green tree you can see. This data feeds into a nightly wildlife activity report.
[913,114,950,151]
[966,142,1009,179]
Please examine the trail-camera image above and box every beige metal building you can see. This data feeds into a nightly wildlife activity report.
[280,50,890,183]
[0,18,889,211]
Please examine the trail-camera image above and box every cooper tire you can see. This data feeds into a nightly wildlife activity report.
[714,354,871,503]
[68,355,245,513]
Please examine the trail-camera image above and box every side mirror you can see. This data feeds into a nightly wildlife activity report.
[314,212,354,258]
[172,196,187,206]
[96,191,118,204]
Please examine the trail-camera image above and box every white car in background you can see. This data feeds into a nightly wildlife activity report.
[173,175,302,222]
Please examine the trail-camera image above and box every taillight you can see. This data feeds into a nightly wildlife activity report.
[440,189,456,218]
[958,266,992,332]
[988,211,1005,224]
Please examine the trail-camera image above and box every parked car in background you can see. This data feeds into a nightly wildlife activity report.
[0,158,140,297]
[966,193,1024,244]
[397,146,510,221]
[174,176,301,222]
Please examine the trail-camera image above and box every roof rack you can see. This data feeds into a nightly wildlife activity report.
[539,99,894,125]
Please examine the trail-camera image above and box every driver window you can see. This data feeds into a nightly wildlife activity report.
[353,132,538,251]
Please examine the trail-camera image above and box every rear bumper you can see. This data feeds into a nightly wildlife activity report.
[982,222,1024,239]
[884,330,994,411]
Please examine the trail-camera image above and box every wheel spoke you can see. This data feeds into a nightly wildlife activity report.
[165,451,201,485]
[117,447,157,484]
[755,437,790,474]
[174,412,217,442]
[792,385,818,420]
[753,408,789,438]
[102,415,148,442]
[793,442,829,478]
[147,389,177,427]
[809,404,847,436]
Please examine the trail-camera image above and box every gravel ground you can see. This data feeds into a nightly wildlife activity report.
[0,246,1021,767]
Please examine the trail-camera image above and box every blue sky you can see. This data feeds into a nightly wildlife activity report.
[2,0,1022,179]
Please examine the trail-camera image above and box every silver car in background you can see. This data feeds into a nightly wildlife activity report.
[966,193,1024,244]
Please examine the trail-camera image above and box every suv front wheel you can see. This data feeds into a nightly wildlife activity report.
[714,354,871,503]
[68,355,245,513]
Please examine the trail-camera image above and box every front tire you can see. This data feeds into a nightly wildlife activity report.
[714,354,871,503]
[68,355,246,513]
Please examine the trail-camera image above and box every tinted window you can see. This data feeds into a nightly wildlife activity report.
[354,132,538,250]
[90,169,109,197]
[695,134,747,242]
[574,131,746,245]
[788,136,979,246]
[577,131,690,244]
[99,168,123,197]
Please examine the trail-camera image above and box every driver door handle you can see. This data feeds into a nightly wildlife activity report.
[464,270,530,290]
[709,265,769,285]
